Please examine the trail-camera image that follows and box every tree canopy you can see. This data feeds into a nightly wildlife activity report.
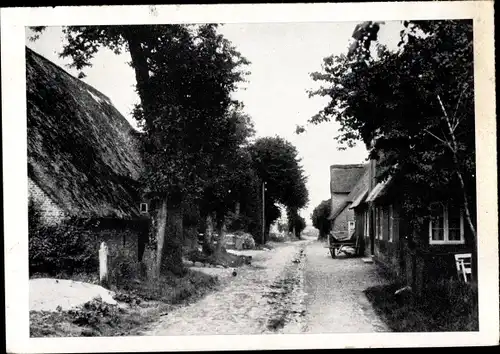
[311,199,331,240]
[248,136,309,238]
[308,20,475,237]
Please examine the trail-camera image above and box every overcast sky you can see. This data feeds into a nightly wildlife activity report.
[26,21,402,223]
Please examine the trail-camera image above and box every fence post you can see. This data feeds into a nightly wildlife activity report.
[99,241,109,287]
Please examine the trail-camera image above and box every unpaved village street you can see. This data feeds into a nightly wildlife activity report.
[143,238,389,335]
[303,241,389,333]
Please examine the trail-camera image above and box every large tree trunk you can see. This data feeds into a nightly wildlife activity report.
[265,223,271,243]
[122,27,152,111]
[161,195,185,276]
[153,198,168,279]
[214,211,226,254]
[202,214,215,255]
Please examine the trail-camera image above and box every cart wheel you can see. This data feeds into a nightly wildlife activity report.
[330,248,336,258]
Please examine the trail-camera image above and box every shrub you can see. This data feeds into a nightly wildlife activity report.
[226,212,254,234]
[67,296,120,328]
[268,232,286,242]
[29,202,98,275]
[110,257,139,287]
[241,233,256,249]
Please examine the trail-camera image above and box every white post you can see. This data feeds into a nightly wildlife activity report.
[99,241,109,287]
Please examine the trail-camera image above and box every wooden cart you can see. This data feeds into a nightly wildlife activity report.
[326,232,360,258]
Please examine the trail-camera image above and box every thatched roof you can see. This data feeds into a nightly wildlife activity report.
[328,200,349,221]
[330,164,366,194]
[366,176,394,204]
[328,163,370,220]
[347,164,371,209]
[27,47,144,219]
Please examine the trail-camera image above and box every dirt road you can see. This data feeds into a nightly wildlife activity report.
[143,239,311,336]
[302,241,389,333]
[143,238,389,335]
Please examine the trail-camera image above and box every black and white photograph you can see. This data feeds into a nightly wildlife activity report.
[2,2,498,352]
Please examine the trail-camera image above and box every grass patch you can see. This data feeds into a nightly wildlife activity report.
[115,269,219,304]
[364,280,478,332]
[30,269,219,337]
[185,248,252,268]
[30,271,99,284]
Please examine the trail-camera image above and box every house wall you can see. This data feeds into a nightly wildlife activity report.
[359,208,372,257]
[401,221,473,296]
[374,203,474,296]
[332,205,355,239]
[96,223,156,282]
[330,192,351,239]
[29,204,155,281]
[361,158,477,296]
[29,178,67,225]
[370,203,406,280]
[354,207,365,255]
[330,193,349,219]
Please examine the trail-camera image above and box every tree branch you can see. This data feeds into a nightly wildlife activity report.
[424,128,451,148]
[452,84,469,125]
[453,115,464,132]
[437,94,450,122]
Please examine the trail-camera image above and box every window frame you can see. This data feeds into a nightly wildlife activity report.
[388,205,394,242]
[348,220,355,234]
[140,202,149,214]
[364,209,370,237]
[375,206,383,240]
[429,204,465,245]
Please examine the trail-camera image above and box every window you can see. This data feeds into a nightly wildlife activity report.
[448,205,463,241]
[388,205,394,242]
[389,205,399,243]
[364,210,370,237]
[348,221,355,235]
[380,207,384,240]
[429,203,464,244]
[140,203,148,214]
[375,207,383,240]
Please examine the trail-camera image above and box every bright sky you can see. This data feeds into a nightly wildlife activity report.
[25,21,402,224]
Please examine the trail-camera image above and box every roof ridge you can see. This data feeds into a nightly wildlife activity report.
[26,46,113,104]
[330,163,367,169]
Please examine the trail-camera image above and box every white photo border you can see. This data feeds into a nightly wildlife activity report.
[2,2,497,352]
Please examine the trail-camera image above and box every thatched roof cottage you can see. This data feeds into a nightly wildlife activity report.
[26,47,144,225]
[328,164,366,240]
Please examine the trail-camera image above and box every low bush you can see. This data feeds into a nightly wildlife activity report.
[268,232,286,242]
[29,199,98,275]
[241,233,256,249]
[67,296,120,327]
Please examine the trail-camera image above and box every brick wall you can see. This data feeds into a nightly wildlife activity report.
[96,227,154,283]
[332,206,354,240]
[28,178,67,225]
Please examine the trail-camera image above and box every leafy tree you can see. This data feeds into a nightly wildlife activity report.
[308,20,475,249]
[29,25,250,275]
[248,136,309,242]
[287,209,306,238]
[311,199,332,240]
[197,108,256,253]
